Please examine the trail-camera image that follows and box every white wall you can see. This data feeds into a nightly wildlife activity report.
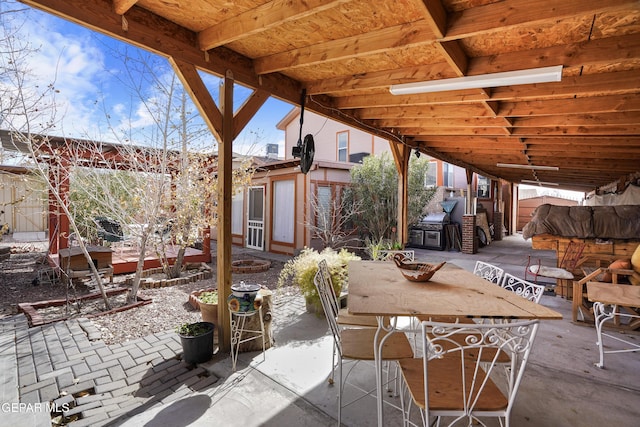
[283,110,391,162]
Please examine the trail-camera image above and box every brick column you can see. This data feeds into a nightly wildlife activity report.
[493,211,504,241]
[462,215,477,254]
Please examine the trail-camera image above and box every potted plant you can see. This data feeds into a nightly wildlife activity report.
[277,247,360,313]
[176,321,214,364]
[197,290,218,325]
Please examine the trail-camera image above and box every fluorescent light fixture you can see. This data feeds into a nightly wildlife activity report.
[389,65,563,95]
[496,163,559,171]
[521,180,559,186]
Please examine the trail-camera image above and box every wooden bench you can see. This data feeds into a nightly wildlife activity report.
[587,282,640,368]
[572,263,634,323]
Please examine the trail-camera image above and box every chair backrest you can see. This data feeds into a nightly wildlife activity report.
[377,249,415,262]
[419,319,539,422]
[501,273,545,303]
[559,241,586,271]
[95,217,124,242]
[314,260,342,354]
[473,261,505,284]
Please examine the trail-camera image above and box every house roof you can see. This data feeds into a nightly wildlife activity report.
[20,0,640,192]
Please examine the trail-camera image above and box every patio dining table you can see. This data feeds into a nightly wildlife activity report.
[347,260,563,427]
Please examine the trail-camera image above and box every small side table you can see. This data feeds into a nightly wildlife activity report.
[229,306,266,371]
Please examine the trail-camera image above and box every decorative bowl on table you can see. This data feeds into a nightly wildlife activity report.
[393,254,446,282]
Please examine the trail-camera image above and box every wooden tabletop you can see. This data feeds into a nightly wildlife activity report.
[587,282,640,307]
[347,261,562,320]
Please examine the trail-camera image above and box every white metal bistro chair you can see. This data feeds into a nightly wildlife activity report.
[314,260,414,425]
[500,273,546,304]
[377,249,415,262]
[398,319,540,427]
[473,261,505,285]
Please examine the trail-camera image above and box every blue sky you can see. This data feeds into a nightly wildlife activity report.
[1,2,293,157]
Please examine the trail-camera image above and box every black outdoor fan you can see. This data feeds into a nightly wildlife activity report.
[291,89,315,174]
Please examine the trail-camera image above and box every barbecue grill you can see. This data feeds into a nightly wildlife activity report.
[409,212,450,250]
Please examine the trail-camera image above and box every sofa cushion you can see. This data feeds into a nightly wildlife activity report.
[601,259,631,282]
[528,265,574,280]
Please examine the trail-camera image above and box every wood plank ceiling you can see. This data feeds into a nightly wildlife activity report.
[21,0,640,192]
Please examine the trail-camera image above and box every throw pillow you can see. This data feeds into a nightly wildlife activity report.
[630,244,640,285]
[601,259,631,282]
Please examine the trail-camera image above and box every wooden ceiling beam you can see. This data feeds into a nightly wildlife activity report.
[414,0,469,77]
[436,40,469,76]
[112,0,137,15]
[499,95,640,116]
[198,0,347,51]
[491,70,640,101]
[445,0,638,39]
[416,0,447,38]
[376,117,518,128]
[400,127,512,136]
[305,62,455,95]
[335,90,490,109]
[510,125,640,136]
[520,136,640,145]
[170,58,223,141]
[307,36,639,95]
[525,157,640,169]
[524,149,640,159]
[385,111,640,128]
[405,125,640,137]
[254,20,435,75]
[513,112,640,127]
[233,89,270,139]
[470,34,640,77]
[357,105,492,119]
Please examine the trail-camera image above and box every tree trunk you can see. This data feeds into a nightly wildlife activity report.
[127,233,150,304]
[167,245,187,279]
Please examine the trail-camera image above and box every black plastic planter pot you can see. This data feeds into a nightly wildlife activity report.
[178,322,214,364]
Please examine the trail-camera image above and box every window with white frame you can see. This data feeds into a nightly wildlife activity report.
[443,162,454,188]
[231,191,243,235]
[477,175,491,199]
[316,186,332,229]
[272,180,294,243]
[425,161,437,188]
[337,131,348,162]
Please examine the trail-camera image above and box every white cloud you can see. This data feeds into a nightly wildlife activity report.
[2,8,110,136]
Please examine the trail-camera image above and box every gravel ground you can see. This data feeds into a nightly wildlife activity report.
[0,243,290,345]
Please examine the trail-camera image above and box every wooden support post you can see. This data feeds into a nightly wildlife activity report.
[389,142,409,246]
[398,149,409,246]
[217,70,234,352]
[465,169,473,215]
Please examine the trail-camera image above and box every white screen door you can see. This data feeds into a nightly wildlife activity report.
[246,186,265,250]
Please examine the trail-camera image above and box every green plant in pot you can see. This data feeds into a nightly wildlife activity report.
[277,247,360,313]
[176,321,214,364]
[197,290,219,325]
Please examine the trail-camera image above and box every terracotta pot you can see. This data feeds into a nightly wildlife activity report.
[199,301,218,325]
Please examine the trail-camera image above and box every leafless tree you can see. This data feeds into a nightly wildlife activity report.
[306,186,362,249]
[1,5,114,309]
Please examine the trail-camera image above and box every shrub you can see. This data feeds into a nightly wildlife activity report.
[277,247,361,312]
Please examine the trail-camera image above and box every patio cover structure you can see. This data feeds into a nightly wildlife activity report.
[19,0,640,350]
